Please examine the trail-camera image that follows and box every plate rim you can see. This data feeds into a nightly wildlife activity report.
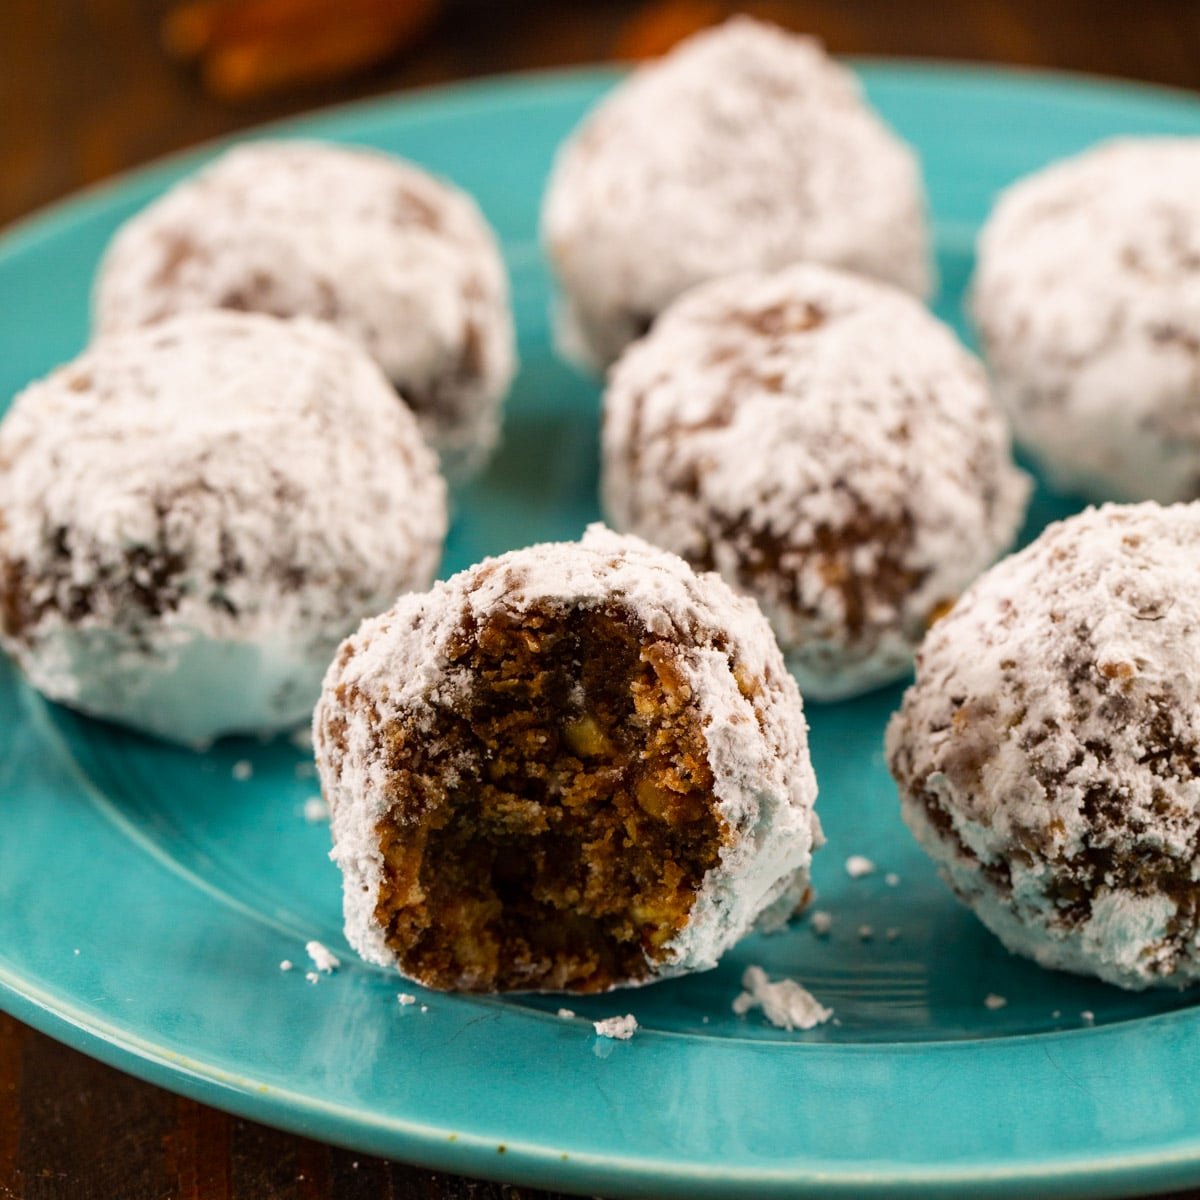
[8,967,1200,1200]
[5,59,1200,1200]
[7,52,1200,255]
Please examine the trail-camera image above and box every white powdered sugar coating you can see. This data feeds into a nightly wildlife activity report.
[973,138,1200,503]
[603,264,1030,699]
[94,140,516,480]
[732,965,832,1030]
[302,796,330,823]
[887,502,1200,990]
[541,16,931,368]
[0,311,446,745]
[314,524,821,991]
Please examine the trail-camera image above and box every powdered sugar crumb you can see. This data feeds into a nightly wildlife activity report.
[857,924,874,940]
[279,960,293,972]
[593,1014,638,1040]
[1081,1010,1096,1025]
[732,965,833,1031]
[885,873,901,887]
[984,993,1008,1010]
[809,910,833,936]
[845,855,876,878]
[398,993,417,1006]
[302,796,330,823]
[232,760,253,782]
[305,971,320,984]
[306,940,340,973]
[557,1008,576,1019]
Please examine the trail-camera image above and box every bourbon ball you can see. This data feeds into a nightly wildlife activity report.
[94,140,516,480]
[973,138,1200,503]
[0,311,446,745]
[542,16,931,368]
[888,502,1200,990]
[314,525,821,993]
[603,263,1030,700]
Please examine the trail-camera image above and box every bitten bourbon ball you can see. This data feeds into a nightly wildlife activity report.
[0,311,446,745]
[973,138,1200,503]
[603,263,1030,700]
[888,502,1200,990]
[314,526,821,993]
[94,140,516,480]
[541,17,931,368]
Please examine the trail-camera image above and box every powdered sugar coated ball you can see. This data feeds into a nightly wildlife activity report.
[94,141,516,480]
[542,17,931,368]
[603,263,1030,700]
[314,525,820,993]
[973,138,1200,503]
[0,311,447,745]
[887,502,1200,990]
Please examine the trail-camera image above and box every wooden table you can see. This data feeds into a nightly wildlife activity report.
[2,2,1199,1196]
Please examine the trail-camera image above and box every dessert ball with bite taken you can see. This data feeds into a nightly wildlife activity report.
[0,310,446,746]
[973,138,1200,503]
[603,263,1030,700]
[541,16,931,369]
[94,140,516,480]
[888,502,1200,991]
[314,525,821,993]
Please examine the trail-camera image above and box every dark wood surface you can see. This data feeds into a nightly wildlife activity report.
[2,2,1200,1197]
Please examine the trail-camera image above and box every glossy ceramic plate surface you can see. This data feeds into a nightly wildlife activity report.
[3,61,1200,1200]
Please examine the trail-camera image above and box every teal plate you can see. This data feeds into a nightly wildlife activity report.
[3,61,1200,1200]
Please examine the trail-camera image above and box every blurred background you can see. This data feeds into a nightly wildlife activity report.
[3,0,1200,229]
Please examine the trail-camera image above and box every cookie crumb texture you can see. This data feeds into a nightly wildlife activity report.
[315,527,820,993]
[0,310,446,744]
[604,264,1030,699]
[973,138,1200,503]
[542,16,930,368]
[94,140,516,480]
[887,502,1200,990]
